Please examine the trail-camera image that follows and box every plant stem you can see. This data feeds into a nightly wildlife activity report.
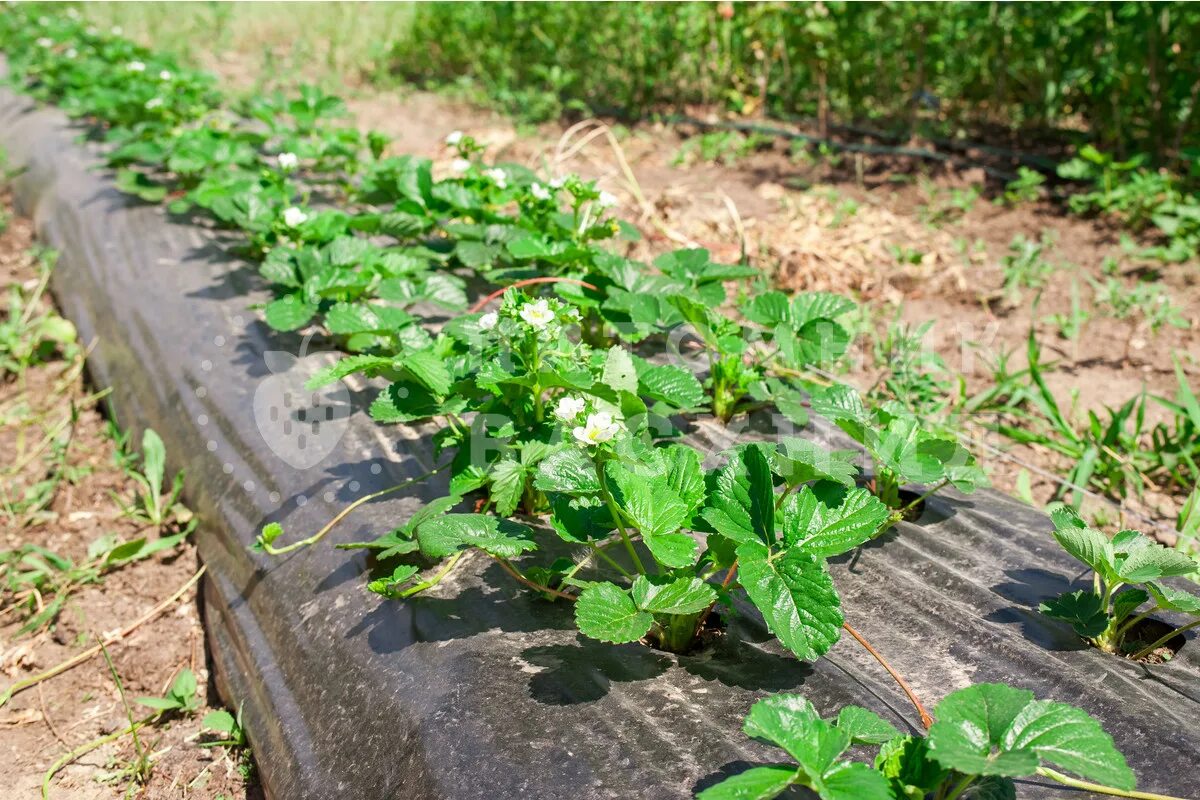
[596,465,647,574]
[941,774,977,800]
[1037,767,1190,800]
[98,636,149,780]
[493,557,577,601]
[1130,617,1200,661]
[260,464,444,555]
[899,479,949,515]
[841,620,934,729]
[42,714,157,800]
[693,560,738,637]
[399,551,466,598]
[467,277,598,314]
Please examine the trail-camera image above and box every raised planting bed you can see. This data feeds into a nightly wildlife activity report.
[3,52,1200,800]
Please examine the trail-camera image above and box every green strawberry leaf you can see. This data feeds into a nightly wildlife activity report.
[631,574,716,615]
[575,581,653,643]
[417,514,536,559]
[772,439,859,489]
[306,354,395,389]
[782,486,890,558]
[928,683,1134,789]
[488,458,528,517]
[607,463,688,538]
[400,349,452,397]
[601,345,638,394]
[534,447,602,494]
[695,765,798,800]
[264,294,316,331]
[700,445,776,547]
[1038,590,1108,638]
[1146,582,1200,614]
[737,542,843,661]
[835,706,900,745]
[638,364,704,409]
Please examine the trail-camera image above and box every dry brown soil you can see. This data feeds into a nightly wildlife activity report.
[0,190,259,800]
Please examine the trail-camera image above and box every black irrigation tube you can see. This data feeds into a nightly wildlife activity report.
[660,113,1027,183]
[4,82,1200,799]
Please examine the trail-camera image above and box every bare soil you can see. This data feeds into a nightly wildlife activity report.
[0,190,259,800]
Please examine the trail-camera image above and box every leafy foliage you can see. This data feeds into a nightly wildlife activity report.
[703,683,1141,800]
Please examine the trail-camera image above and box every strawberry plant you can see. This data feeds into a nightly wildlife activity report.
[811,383,986,514]
[700,683,1178,800]
[1039,508,1200,660]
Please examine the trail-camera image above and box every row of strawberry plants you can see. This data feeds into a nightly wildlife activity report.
[2,7,1195,799]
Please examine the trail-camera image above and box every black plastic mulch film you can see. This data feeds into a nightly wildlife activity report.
[1,85,1198,800]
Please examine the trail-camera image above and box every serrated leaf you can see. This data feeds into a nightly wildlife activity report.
[773,439,858,488]
[1050,521,1115,579]
[366,563,421,598]
[929,684,1134,789]
[631,574,717,615]
[607,463,687,538]
[601,345,638,393]
[742,291,792,326]
[876,735,948,800]
[782,486,890,557]
[700,445,776,546]
[638,364,704,408]
[695,765,798,800]
[1110,588,1150,621]
[1146,582,1200,614]
[400,349,452,397]
[489,458,527,517]
[835,706,900,745]
[548,493,614,542]
[534,447,601,494]
[264,294,316,331]
[575,582,653,643]
[662,445,706,516]
[1113,536,1197,583]
[417,514,536,559]
[643,533,699,569]
[306,354,394,389]
[737,542,843,661]
[742,694,892,800]
[1039,590,1109,638]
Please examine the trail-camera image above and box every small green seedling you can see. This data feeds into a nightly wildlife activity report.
[1001,166,1047,205]
[700,682,1165,800]
[1040,508,1200,660]
[117,428,192,529]
[136,668,201,715]
[201,705,248,749]
[0,249,78,378]
[0,529,189,634]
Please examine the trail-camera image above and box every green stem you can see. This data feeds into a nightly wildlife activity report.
[941,775,977,800]
[899,478,949,514]
[1115,607,1158,638]
[493,556,576,601]
[399,551,466,598]
[1037,767,1190,800]
[42,714,158,800]
[596,465,647,574]
[1129,617,1200,661]
[260,464,444,555]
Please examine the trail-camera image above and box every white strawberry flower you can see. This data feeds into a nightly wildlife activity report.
[573,412,620,446]
[554,395,587,421]
[597,190,618,209]
[111,25,124,35]
[484,168,508,189]
[126,60,145,72]
[277,152,299,171]
[144,97,163,110]
[445,130,463,146]
[37,37,53,48]
[65,48,77,59]
[450,158,471,174]
[478,311,499,330]
[282,207,308,228]
[530,182,551,201]
[548,175,567,189]
[159,69,172,81]
[518,299,555,329]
